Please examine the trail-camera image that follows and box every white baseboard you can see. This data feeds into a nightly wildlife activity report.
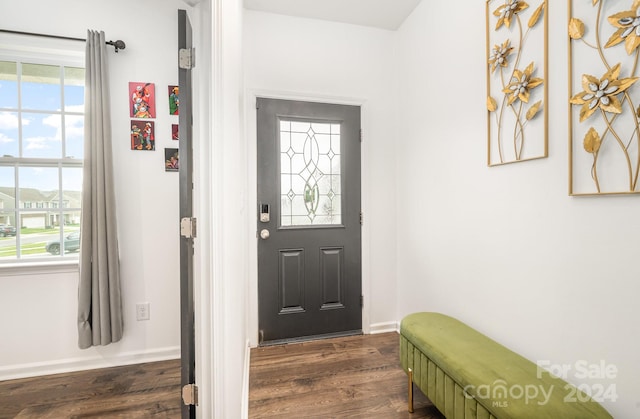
[0,346,180,381]
[369,321,399,334]
[241,339,251,419]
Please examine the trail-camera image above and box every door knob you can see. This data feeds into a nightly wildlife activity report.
[260,229,270,240]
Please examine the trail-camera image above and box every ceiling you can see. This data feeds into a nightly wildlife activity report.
[243,0,423,31]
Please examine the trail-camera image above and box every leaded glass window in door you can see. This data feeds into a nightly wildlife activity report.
[280,120,341,226]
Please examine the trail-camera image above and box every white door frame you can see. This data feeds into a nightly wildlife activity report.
[245,88,372,347]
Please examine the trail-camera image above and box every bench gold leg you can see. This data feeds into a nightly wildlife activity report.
[408,368,414,413]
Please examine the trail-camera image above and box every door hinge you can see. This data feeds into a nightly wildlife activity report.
[360,295,364,308]
[359,211,363,225]
[179,48,196,69]
[180,217,197,238]
[182,383,199,406]
[359,129,363,142]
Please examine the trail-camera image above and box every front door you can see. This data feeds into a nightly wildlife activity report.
[257,98,362,344]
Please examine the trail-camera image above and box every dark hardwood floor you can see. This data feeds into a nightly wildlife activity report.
[0,332,443,418]
[249,332,444,418]
[0,360,181,418]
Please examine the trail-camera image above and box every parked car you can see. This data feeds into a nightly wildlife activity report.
[45,231,81,255]
[0,224,17,237]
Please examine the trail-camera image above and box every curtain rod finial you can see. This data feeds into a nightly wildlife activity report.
[106,40,126,53]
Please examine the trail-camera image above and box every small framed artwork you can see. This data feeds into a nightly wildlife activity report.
[131,120,155,151]
[165,148,179,171]
[168,85,179,115]
[129,82,156,118]
[172,124,179,141]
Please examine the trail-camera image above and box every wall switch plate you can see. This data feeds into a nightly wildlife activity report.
[136,302,150,321]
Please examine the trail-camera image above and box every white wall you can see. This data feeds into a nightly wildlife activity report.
[396,2,640,417]
[243,10,399,343]
[0,0,195,379]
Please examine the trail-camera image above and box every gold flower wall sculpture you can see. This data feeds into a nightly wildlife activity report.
[569,1,640,195]
[486,0,548,166]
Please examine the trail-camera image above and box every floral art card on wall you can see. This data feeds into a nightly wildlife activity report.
[129,82,155,118]
[131,120,155,151]
[569,1,640,195]
[486,0,548,166]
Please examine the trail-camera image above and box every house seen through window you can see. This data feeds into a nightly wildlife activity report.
[0,56,84,262]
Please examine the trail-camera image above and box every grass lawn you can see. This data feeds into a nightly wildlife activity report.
[0,228,79,257]
[0,241,49,257]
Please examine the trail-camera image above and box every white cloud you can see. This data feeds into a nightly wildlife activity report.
[42,114,62,129]
[42,113,84,141]
[0,112,19,130]
[0,133,15,144]
[66,115,84,139]
[24,136,52,150]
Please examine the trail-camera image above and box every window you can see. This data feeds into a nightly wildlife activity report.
[0,51,84,262]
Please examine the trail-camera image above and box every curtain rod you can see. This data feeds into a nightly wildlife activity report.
[0,29,126,53]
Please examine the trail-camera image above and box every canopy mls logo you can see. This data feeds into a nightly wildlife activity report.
[463,380,555,406]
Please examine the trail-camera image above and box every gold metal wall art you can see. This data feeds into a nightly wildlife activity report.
[569,0,640,195]
[486,0,548,166]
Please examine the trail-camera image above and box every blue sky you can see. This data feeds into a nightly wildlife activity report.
[0,75,84,193]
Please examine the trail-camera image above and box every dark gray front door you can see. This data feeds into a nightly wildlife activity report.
[257,98,362,344]
[178,9,196,419]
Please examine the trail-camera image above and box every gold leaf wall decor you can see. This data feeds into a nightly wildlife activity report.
[569,1,640,195]
[486,0,548,166]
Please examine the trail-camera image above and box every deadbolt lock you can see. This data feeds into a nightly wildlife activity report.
[259,204,270,223]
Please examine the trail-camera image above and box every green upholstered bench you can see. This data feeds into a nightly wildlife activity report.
[400,312,612,418]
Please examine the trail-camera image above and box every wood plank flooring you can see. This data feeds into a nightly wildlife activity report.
[249,332,444,418]
[0,332,443,418]
[0,360,181,418]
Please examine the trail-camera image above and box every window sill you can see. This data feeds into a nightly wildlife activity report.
[0,260,79,276]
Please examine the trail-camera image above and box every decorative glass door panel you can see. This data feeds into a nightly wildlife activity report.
[279,119,341,227]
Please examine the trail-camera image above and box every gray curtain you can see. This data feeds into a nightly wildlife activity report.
[77,30,123,349]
